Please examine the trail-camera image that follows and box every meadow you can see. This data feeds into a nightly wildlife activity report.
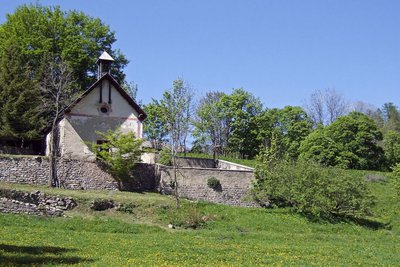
[0,170,399,266]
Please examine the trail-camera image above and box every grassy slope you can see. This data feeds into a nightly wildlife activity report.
[0,172,399,266]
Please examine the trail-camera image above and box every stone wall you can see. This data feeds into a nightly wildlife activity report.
[0,189,76,216]
[0,156,154,191]
[175,157,216,168]
[157,164,257,207]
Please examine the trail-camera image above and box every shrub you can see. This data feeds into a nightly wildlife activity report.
[159,147,172,166]
[90,199,115,211]
[253,159,375,221]
[391,164,400,197]
[167,204,207,229]
[207,177,221,190]
[116,203,137,214]
[92,129,143,188]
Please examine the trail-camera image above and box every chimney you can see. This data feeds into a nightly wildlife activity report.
[96,51,114,79]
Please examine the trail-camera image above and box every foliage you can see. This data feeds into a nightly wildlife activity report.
[253,159,375,221]
[256,106,313,160]
[0,45,45,141]
[384,131,400,168]
[193,91,228,156]
[161,79,194,154]
[164,204,209,229]
[391,163,400,197]
[92,129,143,186]
[0,4,128,90]
[116,203,137,214]
[143,99,168,150]
[159,147,172,166]
[220,88,263,158]
[299,112,385,170]
[207,177,221,190]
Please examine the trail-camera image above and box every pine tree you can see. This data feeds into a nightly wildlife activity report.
[0,45,45,145]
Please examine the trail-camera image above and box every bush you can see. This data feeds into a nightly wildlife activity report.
[116,203,137,214]
[90,199,115,211]
[391,164,400,197]
[207,177,221,190]
[159,147,172,166]
[253,160,375,221]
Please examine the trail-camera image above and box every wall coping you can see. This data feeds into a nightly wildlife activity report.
[156,163,254,173]
[217,159,254,171]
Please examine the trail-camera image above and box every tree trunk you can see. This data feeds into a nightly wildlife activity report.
[49,121,60,188]
[172,151,180,209]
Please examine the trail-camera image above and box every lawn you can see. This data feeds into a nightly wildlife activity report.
[0,173,399,266]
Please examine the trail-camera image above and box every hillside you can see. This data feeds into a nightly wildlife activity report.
[0,175,399,266]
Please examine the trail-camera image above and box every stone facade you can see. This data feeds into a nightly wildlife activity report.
[157,164,257,207]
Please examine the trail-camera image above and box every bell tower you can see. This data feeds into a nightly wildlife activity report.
[96,51,114,79]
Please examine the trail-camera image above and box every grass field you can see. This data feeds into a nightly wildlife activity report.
[0,171,399,266]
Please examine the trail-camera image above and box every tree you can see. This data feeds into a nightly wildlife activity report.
[299,127,342,167]
[92,129,143,189]
[220,88,263,159]
[304,88,349,126]
[0,4,128,91]
[384,131,400,168]
[40,56,76,187]
[0,45,45,145]
[143,99,168,150]
[161,79,194,208]
[300,112,385,170]
[256,106,313,160]
[193,91,229,160]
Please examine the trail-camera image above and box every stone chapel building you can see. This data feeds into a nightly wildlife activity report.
[46,51,147,161]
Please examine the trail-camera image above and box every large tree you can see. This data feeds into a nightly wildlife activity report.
[143,99,168,150]
[193,91,229,159]
[221,88,263,159]
[0,4,128,91]
[256,106,313,160]
[300,112,385,170]
[0,45,45,144]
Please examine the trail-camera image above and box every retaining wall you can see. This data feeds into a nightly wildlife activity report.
[0,156,153,191]
[157,164,257,207]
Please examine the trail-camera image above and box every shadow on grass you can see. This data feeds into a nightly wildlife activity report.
[301,213,392,230]
[0,244,94,265]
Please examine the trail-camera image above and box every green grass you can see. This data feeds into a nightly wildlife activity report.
[1,171,399,266]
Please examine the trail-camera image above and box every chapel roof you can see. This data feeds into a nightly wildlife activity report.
[64,73,147,121]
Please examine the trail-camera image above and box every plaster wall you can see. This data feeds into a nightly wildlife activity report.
[48,79,142,160]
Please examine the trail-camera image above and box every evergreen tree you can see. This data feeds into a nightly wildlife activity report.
[0,45,45,144]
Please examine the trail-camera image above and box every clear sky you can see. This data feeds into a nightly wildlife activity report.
[1,0,399,109]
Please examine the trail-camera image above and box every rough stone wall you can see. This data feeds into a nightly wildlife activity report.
[0,189,76,216]
[0,156,119,190]
[157,164,257,207]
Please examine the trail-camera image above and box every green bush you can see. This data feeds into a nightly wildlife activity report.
[207,177,221,190]
[391,163,400,197]
[159,147,172,166]
[253,160,375,221]
[117,203,137,214]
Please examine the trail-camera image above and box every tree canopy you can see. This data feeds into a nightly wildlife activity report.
[0,4,128,90]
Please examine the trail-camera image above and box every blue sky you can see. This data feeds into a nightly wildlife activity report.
[1,0,399,109]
